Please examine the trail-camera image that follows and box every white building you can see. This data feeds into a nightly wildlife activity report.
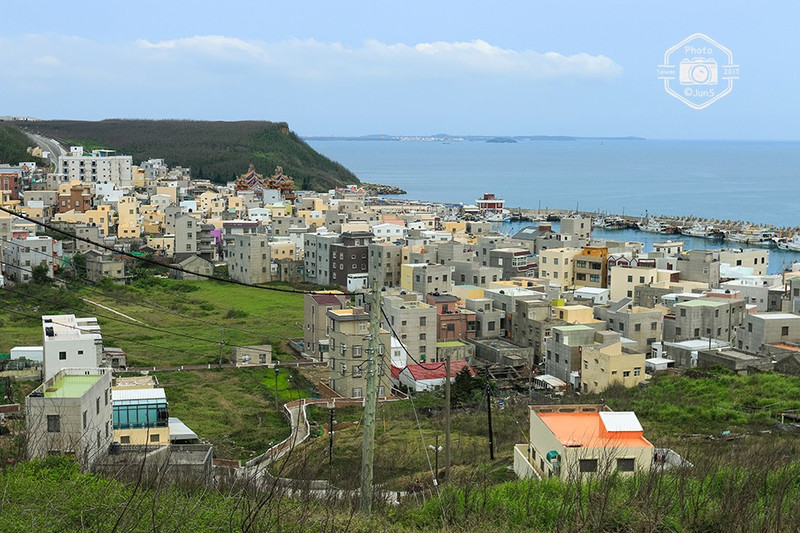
[58,147,133,188]
[42,314,104,381]
[26,368,113,468]
[2,234,54,283]
[370,222,406,242]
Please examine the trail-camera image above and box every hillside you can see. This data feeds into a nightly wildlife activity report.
[13,119,358,190]
[0,124,47,167]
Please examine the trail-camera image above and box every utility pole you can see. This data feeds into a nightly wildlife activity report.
[329,406,335,468]
[219,327,225,366]
[274,367,280,412]
[486,382,495,461]
[359,281,381,514]
[444,351,451,481]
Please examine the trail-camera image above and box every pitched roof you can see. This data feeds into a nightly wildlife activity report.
[405,360,475,381]
[310,294,345,306]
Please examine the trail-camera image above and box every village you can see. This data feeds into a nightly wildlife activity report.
[2,142,800,490]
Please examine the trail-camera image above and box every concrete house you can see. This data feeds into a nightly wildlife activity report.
[329,231,372,288]
[42,314,104,382]
[581,342,647,394]
[226,232,271,285]
[594,301,664,353]
[303,292,348,362]
[514,405,653,480]
[736,313,800,355]
[663,298,745,343]
[426,293,477,342]
[26,368,113,468]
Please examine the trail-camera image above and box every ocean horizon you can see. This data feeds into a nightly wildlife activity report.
[308,139,800,229]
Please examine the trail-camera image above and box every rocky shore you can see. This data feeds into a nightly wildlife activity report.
[361,182,407,195]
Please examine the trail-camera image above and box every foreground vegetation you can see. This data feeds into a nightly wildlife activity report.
[11,119,358,189]
[2,448,799,532]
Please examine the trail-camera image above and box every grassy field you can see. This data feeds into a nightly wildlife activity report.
[151,367,312,461]
[0,277,304,367]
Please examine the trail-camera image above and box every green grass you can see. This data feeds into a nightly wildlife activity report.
[0,278,304,367]
[597,369,800,437]
[153,367,299,460]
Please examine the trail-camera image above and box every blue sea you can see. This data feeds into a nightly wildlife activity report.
[308,139,800,275]
[308,139,800,228]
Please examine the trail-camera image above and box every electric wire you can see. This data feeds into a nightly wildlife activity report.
[1,238,278,338]
[0,205,358,296]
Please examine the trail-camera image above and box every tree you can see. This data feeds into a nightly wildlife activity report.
[30,262,52,285]
[451,366,483,407]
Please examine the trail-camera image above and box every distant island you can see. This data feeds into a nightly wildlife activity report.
[304,133,645,142]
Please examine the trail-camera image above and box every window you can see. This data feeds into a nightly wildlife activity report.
[120,435,131,444]
[634,367,641,376]
[352,387,363,398]
[782,326,789,336]
[634,323,641,332]
[59,351,67,360]
[352,366,362,378]
[579,459,598,473]
[353,345,362,358]
[680,309,686,317]
[96,397,100,415]
[419,333,426,340]
[617,458,635,472]
[589,274,600,283]
[748,322,753,332]
[420,317,427,326]
[83,410,87,430]
[623,371,630,378]
[339,363,346,376]
[47,415,60,433]
[446,323,455,332]
[676,327,682,336]
[488,321,496,331]
[150,434,160,443]
[627,275,633,282]
[651,322,658,331]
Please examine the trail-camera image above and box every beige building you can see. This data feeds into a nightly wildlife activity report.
[609,265,658,302]
[718,249,768,276]
[552,304,601,325]
[581,341,646,394]
[116,196,140,239]
[515,405,653,480]
[327,308,391,398]
[227,233,271,285]
[538,247,580,288]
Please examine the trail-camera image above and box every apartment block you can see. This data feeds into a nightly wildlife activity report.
[573,246,609,288]
[227,232,271,285]
[327,308,391,398]
[663,298,745,343]
[329,231,372,288]
[58,147,133,187]
[382,295,437,362]
[538,247,580,288]
[304,292,348,362]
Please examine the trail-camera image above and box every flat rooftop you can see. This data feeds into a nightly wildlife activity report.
[755,313,800,320]
[678,299,726,308]
[44,374,102,398]
[537,411,652,449]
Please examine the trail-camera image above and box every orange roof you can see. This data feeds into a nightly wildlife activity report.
[772,344,800,352]
[537,412,653,449]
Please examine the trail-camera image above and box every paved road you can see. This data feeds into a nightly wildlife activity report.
[26,133,67,165]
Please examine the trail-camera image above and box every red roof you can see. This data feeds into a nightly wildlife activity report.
[390,365,402,380]
[404,360,475,381]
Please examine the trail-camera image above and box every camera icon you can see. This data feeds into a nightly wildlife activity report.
[679,57,718,85]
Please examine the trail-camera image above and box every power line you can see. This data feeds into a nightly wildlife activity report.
[0,238,274,338]
[0,279,261,351]
[0,303,220,361]
[0,205,357,296]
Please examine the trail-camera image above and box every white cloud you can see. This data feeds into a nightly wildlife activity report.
[133,36,623,80]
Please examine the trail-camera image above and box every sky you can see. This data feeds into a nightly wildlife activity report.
[1,1,798,140]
